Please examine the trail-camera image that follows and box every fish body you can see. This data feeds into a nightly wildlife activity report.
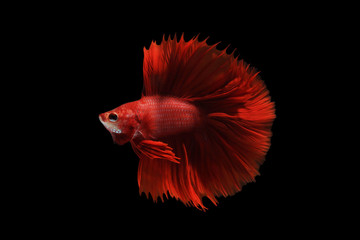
[99,34,275,210]
[100,96,201,144]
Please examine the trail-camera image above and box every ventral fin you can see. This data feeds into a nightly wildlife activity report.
[134,140,180,164]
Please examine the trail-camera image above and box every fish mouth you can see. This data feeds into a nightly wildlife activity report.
[99,114,105,123]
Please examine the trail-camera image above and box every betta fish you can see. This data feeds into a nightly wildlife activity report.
[99,34,275,210]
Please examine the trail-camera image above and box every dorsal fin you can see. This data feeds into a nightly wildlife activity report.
[142,34,239,99]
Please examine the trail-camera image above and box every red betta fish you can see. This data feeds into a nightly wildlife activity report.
[99,34,275,210]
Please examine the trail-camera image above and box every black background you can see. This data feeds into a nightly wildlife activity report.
[23,12,329,233]
[61,29,309,215]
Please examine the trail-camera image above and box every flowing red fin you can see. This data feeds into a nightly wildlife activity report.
[132,137,209,210]
[133,140,180,164]
[143,34,241,99]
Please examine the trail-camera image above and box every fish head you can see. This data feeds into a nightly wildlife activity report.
[99,104,138,145]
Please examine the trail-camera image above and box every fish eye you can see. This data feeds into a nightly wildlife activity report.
[108,113,118,122]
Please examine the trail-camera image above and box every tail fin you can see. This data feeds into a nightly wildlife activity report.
[138,34,275,210]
